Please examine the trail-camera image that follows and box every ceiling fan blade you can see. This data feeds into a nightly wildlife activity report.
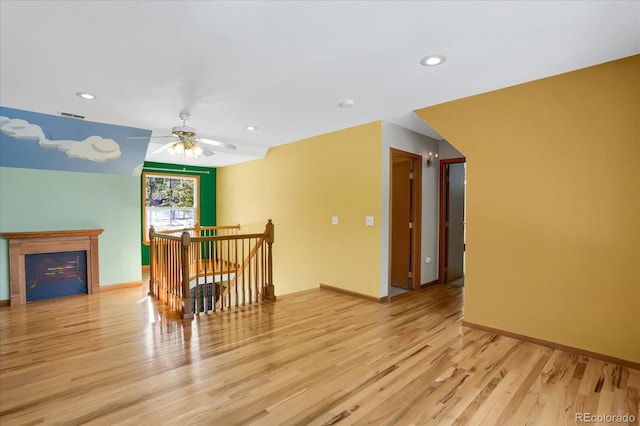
[127,135,175,140]
[128,135,176,140]
[200,145,215,156]
[198,138,237,150]
[151,142,174,154]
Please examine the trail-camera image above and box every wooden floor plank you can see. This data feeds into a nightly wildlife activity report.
[1,284,638,425]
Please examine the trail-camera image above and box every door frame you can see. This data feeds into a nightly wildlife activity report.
[438,157,466,283]
[388,148,422,300]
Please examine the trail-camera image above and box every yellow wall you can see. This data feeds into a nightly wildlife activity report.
[415,55,640,363]
[217,122,382,297]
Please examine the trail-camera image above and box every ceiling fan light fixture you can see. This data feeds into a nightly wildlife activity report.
[184,144,203,158]
[420,55,446,66]
[143,112,237,157]
[173,142,185,154]
[166,140,204,158]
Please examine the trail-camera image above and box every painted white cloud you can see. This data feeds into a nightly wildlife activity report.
[132,163,144,176]
[0,116,46,140]
[40,136,122,162]
[0,116,121,162]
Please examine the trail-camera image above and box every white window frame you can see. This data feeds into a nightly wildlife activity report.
[142,172,200,243]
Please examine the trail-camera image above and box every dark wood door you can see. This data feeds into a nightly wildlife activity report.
[390,155,413,290]
[444,162,465,282]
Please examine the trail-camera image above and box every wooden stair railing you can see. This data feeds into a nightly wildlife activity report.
[153,223,241,239]
[149,221,275,319]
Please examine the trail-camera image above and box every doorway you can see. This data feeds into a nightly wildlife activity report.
[439,158,466,284]
[389,148,422,299]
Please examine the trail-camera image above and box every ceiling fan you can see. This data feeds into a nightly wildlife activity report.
[131,112,237,158]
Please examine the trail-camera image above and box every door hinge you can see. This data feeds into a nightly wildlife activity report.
[409,222,413,229]
[409,172,414,180]
[408,271,413,278]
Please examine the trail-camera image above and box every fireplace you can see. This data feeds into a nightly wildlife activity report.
[1,229,103,305]
[25,250,88,302]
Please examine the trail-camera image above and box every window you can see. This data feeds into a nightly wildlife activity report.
[142,172,199,242]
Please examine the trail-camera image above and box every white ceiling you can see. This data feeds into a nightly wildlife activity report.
[1,1,638,167]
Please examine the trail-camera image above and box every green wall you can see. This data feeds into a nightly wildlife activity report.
[140,162,217,265]
[0,166,142,300]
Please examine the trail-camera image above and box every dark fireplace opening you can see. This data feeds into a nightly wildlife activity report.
[25,251,88,302]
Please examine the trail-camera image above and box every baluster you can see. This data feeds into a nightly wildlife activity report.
[165,240,170,306]
[155,238,161,300]
[241,238,246,305]
[257,238,261,302]
[158,240,164,301]
[209,239,214,312]
[173,240,177,309]
[167,241,177,309]
[168,241,172,303]
[171,240,175,307]
[181,231,193,319]
[171,240,176,304]
[168,240,173,306]
[204,240,210,312]
[193,241,199,315]
[260,242,264,301]
[169,240,174,308]
[226,238,231,309]
[265,219,275,301]
[157,239,162,301]
[149,226,156,297]
[234,238,239,307]
[165,241,169,302]
[248,238,253,303]
[213,239,218,312]
[173,240,178,308]
[252,239,257,300]
[170,240,176,308]
[252,239,257,301]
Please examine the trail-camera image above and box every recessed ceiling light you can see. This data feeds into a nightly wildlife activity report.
[76,92,96,100]
[244,125,257,131]
[339,98,355,108]
[420,55,446,66]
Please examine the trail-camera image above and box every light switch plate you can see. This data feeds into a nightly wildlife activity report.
[331,216,339,225]
[365,216,374,226]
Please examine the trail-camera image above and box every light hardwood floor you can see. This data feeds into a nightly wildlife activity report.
[0,284,638,425]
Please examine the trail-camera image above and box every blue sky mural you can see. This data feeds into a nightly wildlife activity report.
[0,106,151,175]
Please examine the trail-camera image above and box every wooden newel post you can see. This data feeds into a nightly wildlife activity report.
[148,225,156,297]
[181,231,194,319]
[265,219,276,301]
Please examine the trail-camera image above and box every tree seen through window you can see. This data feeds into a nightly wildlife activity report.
[143,173,199,241]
